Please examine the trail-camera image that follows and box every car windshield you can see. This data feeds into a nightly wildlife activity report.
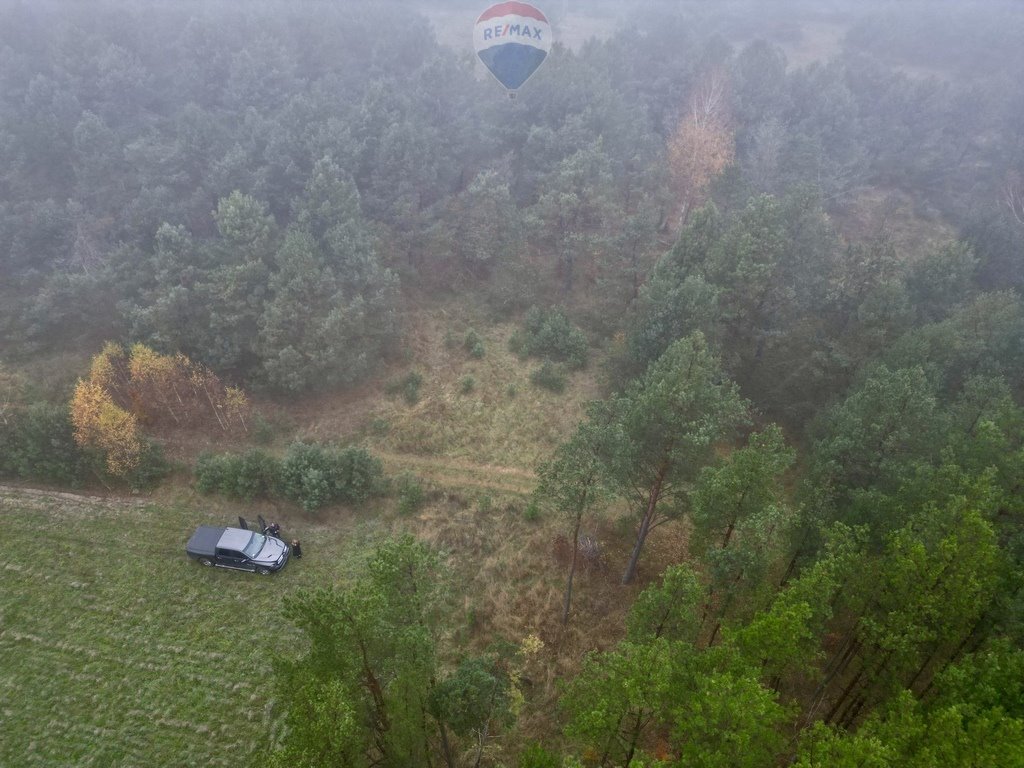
[242,533,266,559]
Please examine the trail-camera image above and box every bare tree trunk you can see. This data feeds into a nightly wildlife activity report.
[562,511,583,625]
[720,520,736,549]
[839,694,868,729]
[598,711,627,767]
[353,634,391,761]
[802,636,860,729]
[471,723,489,768]
[779,528,810,588]
[907,643,945,694]
[707,620,722,648]
[201,383,228,432]
[622,511,653,585]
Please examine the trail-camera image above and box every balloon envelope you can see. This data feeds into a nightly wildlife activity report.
[473,2,551,91]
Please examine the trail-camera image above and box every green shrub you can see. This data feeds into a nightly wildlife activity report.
[523,498,541,522]
[459,375,476,394]
[195,448,279,501]
[396,473,426,516]
[0,403,89,487]
[279,442,384,512]
[386,371,424,405]
[464,328,485,359]
[0,402,170,491]
[506,383,518,398]
[194,453,229,495]
[333,445,386,503]
[507,330,526,356]
[125,440,172,491]
[515,306,588,369]
[530,362,567,393]
[233,449,280,499]
[279,445,337,512]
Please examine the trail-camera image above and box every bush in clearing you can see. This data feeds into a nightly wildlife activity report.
[0,402,168,490]
[530,362,567,393]
[464,328,486,359]
[125,441,171,491]
[518,742,562,768]
[395,472,427,516]
[510,307,588,370]
[386,371,424,405]
[195,449,280,501]
[523,498,542,522]
[279,442,385,512]
[194,443,384,511]
[251,414,276,445]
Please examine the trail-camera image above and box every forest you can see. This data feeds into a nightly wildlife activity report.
[2,0,1024,766]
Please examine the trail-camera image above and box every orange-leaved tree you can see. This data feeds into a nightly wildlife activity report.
[667,69,735,229]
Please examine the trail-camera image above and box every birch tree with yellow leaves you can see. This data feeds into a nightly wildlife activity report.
[667,70,736,229]
[70,378,143,477]
[70,342,249,478]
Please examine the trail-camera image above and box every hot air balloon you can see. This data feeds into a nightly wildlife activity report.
[473,2,551,97]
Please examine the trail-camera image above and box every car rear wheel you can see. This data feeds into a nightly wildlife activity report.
[256,567,271,575]
[199,558,214,567]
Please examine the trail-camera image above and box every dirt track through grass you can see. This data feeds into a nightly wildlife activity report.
[376,451,536,495]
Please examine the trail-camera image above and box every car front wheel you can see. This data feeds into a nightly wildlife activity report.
[256,567,271,575]
[199,558,214,567]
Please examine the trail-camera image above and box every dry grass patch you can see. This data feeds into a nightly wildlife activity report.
[833,187,957,262]
[369,310,603,469]
[403,488,695,743]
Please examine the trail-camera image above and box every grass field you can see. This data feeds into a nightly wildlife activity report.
[0,487,392,767]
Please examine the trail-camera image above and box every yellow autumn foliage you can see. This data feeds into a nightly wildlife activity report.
[667,70,735,228]
[89,341,128,396]
[75,342,250,442]
[667,118,735,201]
[71,378,143,477]
[128,342,177,384]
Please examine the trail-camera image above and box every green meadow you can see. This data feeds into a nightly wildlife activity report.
[0,490,373,767]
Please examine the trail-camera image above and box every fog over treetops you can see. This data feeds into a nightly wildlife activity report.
[2,2,1024,767]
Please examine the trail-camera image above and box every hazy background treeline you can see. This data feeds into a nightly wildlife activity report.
[2,0,1022,396]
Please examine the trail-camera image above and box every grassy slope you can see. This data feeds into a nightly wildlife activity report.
[240,303,605,475]
[367,313,605,468]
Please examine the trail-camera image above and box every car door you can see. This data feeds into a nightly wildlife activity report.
[215,547,255,571]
